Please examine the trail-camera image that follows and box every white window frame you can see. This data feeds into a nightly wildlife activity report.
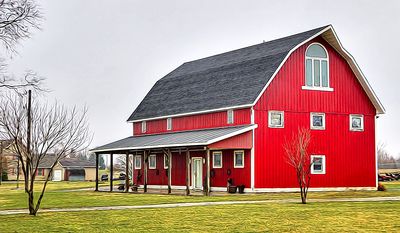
[268,111,284,128]
[163,154,169,169]
[134,155,142,169]
[141,121,147,133]
[234,150,245,168]
[311,155,326,174]
[350,114,364,131]
[310,112,325,130]
[227,109,234,124]
[166,117,172,131]
[303,43,333,92]
[212,151,223,168]
[149,154,156,169]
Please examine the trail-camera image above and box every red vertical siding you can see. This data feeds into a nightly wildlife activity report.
[209,131,253,149]
[253,37,376,189]
[210,149,251,188]
[133,108,251,135]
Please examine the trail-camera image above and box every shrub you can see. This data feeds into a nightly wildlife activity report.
[1,171,8,181]
[377,182,386,191]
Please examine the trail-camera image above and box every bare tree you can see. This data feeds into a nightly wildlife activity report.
[0,0,43,91]
[284,127,312,204]
[0,92,91,215]
[0,0,41,52]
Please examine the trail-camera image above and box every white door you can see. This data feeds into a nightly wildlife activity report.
[192,158,203,190]
[52,170,62,181]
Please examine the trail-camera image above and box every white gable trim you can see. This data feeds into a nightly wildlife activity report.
[252,25,385,114]
[128,104,253,123]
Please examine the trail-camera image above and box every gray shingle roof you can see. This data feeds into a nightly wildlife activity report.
[38,155,95,168]
[92,125,256,153]
[128,26,329,121]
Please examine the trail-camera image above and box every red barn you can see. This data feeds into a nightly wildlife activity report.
[92,25,385,194]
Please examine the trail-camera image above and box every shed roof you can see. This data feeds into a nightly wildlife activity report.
[91,125,256,153]
[38,156,95,168]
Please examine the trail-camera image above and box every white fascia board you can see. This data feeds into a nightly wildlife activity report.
[251,25,385,114]
[251,26,332,105]
[327,27,385,114]
[90,125,257,153]
[206,125,258,144]
[128,104,253,123]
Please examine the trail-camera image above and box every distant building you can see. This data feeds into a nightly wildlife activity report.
[38,155,96,181]
[0,140,23,180]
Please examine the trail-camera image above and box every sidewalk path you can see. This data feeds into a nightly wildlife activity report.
[1,196,399,215]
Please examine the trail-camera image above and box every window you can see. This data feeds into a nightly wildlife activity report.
[310,112,325,130]
[350,114,364,131]
[227,109,234,124]
[164,154,169,169]
[37,168,44,176]
[311,155,326,174]
[149,154,156,169]
[141,121,147,133]
[268,111,284,128]
[212,151,223,168]
[304,43,332,90]
[234,150,244,168]
[167,118,172,131]
[134,155,141,169]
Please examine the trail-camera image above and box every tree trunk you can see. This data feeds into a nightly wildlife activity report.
[28,190,36,215]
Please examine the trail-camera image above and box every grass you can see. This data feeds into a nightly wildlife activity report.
[0,181,399,211]
[0,181,399,232]
[0,201,399,232]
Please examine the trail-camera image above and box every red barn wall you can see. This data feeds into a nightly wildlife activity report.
[253,36,377,189]
[133,108,251,136]
[132,149,251,189]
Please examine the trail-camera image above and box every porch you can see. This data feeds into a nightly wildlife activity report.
[91,125,256,196]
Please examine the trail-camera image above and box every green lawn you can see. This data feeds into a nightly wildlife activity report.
[0,201,399,232]
[0,181,399,232]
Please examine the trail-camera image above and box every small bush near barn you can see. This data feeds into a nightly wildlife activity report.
[377,183,386,191]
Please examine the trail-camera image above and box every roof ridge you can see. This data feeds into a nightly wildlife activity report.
[180,25,329,67]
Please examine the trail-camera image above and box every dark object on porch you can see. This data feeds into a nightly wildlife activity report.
[131,184,139,192]
[227,178,237,193]
[238,184,245,194]
[101,174,108,181]
[118,183,125,190]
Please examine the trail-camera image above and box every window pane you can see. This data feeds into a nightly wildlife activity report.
[214,153,222,167]
[314,60,320,87]
[306,44,327,58]
[313,115,323,127]
[235,152,243,166]
[352,117,362,128]
[314,164,322,171]
[321,60,328,87]
[271,113,282,126]
[306,59,312,86]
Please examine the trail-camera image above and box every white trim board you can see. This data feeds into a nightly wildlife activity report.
[253,187,376,193]
[91,125,257,153]
[129,25,384,124]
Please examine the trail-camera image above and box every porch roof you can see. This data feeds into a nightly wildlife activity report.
[91,125,257,153]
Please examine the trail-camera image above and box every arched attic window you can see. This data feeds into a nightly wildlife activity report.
[305,43,330,89]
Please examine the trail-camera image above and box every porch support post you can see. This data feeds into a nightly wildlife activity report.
[95,153,99,191]
[110,153,114,192]
[125,152,130,192]
[205,148,210,196]
[185,149,190,196]
[167,149,172,194]
[144,150,148,193]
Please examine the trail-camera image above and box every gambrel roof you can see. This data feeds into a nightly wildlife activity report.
[128,25,384,122]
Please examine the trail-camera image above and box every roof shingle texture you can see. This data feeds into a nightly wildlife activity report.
[128,26,328,121]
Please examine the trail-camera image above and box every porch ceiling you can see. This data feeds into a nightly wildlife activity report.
[91,125,257,153]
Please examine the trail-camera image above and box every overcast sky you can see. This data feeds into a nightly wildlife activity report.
[6,0,400,157]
